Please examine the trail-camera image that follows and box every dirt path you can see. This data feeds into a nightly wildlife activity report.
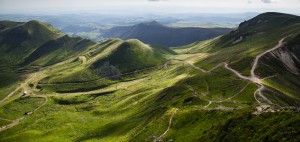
[185,82,249,107]
[33,95,48,112]
[40,66,160,85]
[186,62,209,73]
[0,38,286,132]
[0,72,38,106]
[170,59,223,74]
[215,83,250,103]
[0,117,13,122]
[223,38,286,104]
[0,96,48,132]
[0,117,24,132]
[224,63,253,81]
[0,71,48,132]
[204,101,212,108]
[154,108,179,142]
[182,38,285,105]
[251,38,286,77]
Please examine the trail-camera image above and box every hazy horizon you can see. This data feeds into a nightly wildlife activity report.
[0,0,300,15]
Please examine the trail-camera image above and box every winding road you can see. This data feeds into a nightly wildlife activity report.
[223,38,286,104]
[180,38,286,105]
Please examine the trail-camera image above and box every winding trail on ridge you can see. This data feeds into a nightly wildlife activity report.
[223,38,286,104]
[154,108,179,142]
[180,38,285,105]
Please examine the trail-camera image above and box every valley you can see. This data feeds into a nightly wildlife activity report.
[0,12,300,142]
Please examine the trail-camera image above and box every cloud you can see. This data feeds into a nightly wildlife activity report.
[261,0,274,3]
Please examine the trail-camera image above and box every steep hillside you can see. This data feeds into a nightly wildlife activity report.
[0,20,98,101]
[103,21,232,47]
[0,20,101,68]
[174,12,300,106]
[257,34,300,104]
[217,12,300,48]
[0,20,63,66]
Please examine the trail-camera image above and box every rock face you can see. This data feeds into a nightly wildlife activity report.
[270,45,300,75]
[232,36,243,44]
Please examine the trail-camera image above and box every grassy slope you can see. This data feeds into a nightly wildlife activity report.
[1,58,299,142]
[174,12,300,74]
[35,38,173,93]
[22,35,96,66]
[0,20,99,99]
[92,39,169,72]
[174,12,300,104]
[257,33,300,103]
[0,20,63,66]
[1,13,300,142]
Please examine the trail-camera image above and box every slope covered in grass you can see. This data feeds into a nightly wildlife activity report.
[0,20,63,66]
[0,20,100,67]
[1,12,300,142]
[174,14,300,78]
[21,35,96,66]
[257,33,300,104]
[92,39,171,73]
[173,12,300,106]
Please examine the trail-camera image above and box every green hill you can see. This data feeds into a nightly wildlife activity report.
[0,20,63,66]
[36,38,174,93]
[0,20,101,68]
[92,39,171,73]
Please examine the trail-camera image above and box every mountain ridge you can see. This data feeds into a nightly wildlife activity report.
[103,21,232,47]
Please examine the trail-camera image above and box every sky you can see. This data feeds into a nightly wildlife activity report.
[0,0,300,15]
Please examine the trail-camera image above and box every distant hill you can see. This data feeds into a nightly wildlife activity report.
[102,21,232,47]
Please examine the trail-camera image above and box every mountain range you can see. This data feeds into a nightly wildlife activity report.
[102,21,232,47]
